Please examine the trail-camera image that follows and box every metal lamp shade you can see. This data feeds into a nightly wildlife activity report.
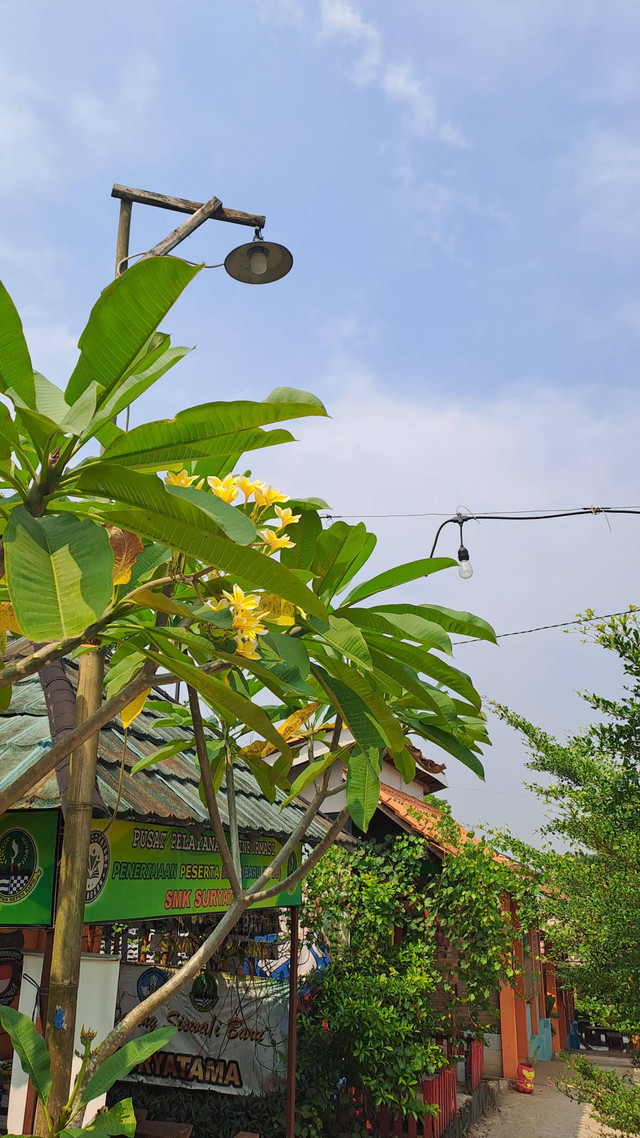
[224,240,293,284]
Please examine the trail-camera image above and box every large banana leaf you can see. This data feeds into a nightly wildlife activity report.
[0,282,35,408]
[99,389,327,470]
[65,257,201,404]
[89,343,192,439]
[73,465,327,618]
[341,556,457,607]
[0,1005,51,1104]
[80,1027,177,1105]
[4,507,114,640]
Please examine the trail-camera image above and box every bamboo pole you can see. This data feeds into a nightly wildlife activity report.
[37,648,105,1133]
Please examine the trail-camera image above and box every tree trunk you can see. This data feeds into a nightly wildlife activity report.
[37,648,105,1133]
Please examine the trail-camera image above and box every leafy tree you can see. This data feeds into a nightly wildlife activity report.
[0,260,495,1128]
[496,611,640,1034]
[496,611,640,1134]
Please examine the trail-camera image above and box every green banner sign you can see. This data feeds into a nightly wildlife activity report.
[85,819,302,922]
[0,811,58,926]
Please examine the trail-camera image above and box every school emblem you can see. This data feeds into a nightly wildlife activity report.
[0,829,41,905]
[286,850,298,895]
[86,830,110,904]
[189,971,218,1012]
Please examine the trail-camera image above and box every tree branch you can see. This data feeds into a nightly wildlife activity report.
[0,608,133,690]
[187,684,241,897]
[248,806,350,903]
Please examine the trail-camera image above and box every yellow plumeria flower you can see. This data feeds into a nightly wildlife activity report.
[274,505,301,529]
[254,484,289,509]
[206,597,229,612]
[165,469,201,488]
[222,584,259,611]
[260,528,296,555]
[234,635,261,660]
[236,475,265,501]
[207,474,239,504]
[232,613,268,637]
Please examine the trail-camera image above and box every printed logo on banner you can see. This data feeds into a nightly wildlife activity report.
[286,850,298,895]
[86,830,110,903]
[189,971,218,1012]
[0,948,22,1005]
[0,829,42,905]
[137,967,168,1002]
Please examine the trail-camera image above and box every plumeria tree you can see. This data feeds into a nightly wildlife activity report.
[0,257,496,1134]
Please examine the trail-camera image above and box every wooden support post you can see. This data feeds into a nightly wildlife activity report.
[39,648,105,1133]
[114,198,132,277]
[286,907,299,1138]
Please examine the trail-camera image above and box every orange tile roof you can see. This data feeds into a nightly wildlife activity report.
[378,783,514,866]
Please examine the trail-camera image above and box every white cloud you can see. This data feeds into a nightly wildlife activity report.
[256,0,464,144]
[318,0,382,85]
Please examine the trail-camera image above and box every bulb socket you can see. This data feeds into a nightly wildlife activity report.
[457,543,470,562]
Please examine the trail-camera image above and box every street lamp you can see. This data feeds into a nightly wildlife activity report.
[111,183,293,283]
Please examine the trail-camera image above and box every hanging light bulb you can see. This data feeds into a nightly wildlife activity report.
[458,543,473,579]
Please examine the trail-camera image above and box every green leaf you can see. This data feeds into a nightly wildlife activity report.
[140,648,294,760]
[367,646,457,725]
[104,649,146,699]
[80,1099,137,1137]
[279,509,322,572]
[165,484,256,544]
[307,615,372,670]
[89,341,191,437]
[131,738,192,775]
[281,746,350,807]
[80,1027,178,1105]
[311,522,373,600]
[74,466,327,619]
[346,747,381,831]
[0,1005,51,1105]
[100,390,328,470]
[0,281,35,408]
[370,608,453,655]
[312,664,387,751]
[126,543,171,590]
[414,604,497,644]
[341,557,457,607]
[66,257,201,404]
[5,507,114,640]
[366,633,482,709]
[315,652,406,756]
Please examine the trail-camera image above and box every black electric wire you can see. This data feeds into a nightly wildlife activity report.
[452,609,633,646]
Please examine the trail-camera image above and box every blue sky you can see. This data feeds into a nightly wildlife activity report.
[3,0,640,839]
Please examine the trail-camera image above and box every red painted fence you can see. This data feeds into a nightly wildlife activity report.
[378,1065,457,1138]
[468,1039,484,1092]
[377,1037,485,1136]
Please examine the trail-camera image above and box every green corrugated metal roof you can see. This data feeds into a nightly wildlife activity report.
[0,668,334,843]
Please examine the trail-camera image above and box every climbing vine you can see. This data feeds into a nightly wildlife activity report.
[295,817,540,1137]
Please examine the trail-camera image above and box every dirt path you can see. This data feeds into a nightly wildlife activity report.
[471,1055,635,1138]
